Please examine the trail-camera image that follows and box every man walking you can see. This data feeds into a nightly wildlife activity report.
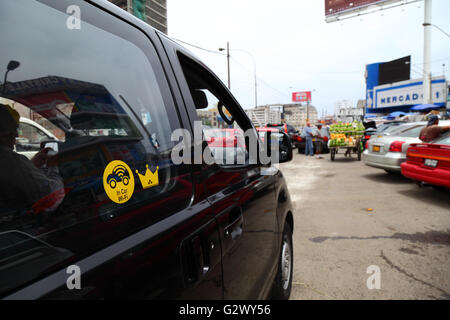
[302,122,314,156]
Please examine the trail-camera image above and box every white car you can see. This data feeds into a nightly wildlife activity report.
[363,121,450,173]
[363,120,450,173]
[15,117,58,159]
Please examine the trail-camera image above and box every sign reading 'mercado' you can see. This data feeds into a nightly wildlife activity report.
[373,77,447,109]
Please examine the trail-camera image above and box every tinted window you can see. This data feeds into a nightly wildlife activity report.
[0,0,191,296]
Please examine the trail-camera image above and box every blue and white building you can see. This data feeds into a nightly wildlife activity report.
[365,62,448,115]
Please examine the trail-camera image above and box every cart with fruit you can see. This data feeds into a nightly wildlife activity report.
[328,122,365,161]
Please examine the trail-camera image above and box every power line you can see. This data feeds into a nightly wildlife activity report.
[229,57,289,100]
[430,23,450,39]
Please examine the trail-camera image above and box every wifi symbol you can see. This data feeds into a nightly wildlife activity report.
[107,165,131,189]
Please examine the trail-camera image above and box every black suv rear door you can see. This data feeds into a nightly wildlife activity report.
[158,38,280,299]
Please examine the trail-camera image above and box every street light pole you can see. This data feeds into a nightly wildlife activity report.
[219,44,258,108]
[423,0,432,104]
[219,42,231,90]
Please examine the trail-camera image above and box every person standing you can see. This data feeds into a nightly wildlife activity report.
[314,124,324,159]
[302,122,314,156]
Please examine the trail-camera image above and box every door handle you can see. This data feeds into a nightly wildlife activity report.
[224,208,243,241]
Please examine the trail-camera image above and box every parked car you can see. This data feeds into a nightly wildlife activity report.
[0,0,294,300]
[266,123,297,137]
[203,128,247,164]
[401,132,450,189]
[257,127,293,162]
[266,123,297,149]
[15,117,59,159]
[375,120,407,135]
[363,121,450,174]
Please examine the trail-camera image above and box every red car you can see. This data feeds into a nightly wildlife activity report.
[401,133,450,189]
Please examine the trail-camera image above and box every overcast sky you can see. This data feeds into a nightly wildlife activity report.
[167,0,450,116]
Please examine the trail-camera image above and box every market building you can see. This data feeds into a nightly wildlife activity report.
[365,56,448,116]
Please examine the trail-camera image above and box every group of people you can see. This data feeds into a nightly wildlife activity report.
[302,122,325,159]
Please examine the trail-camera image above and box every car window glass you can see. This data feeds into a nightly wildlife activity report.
[178,54,250,166]
[0,0,191,296]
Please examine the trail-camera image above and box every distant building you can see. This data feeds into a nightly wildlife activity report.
[334,100,363,123]
[245,106,281,127]
[283,103,318,128]
[244,104,317,129]
[108,0,168,34]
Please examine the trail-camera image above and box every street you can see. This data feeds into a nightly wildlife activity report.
[280,151,450,300]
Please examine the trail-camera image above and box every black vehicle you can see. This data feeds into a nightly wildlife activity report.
[266,123,297,149]
[266,123,297,137]
[0,0,294,300]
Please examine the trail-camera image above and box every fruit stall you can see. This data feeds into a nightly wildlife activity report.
[328,122,365,161]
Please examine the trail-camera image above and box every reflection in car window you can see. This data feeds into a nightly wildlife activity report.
[0,0,191,296]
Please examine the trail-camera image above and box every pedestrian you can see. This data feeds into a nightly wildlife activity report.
[419,115,450,142]
[315,124,323,159]
[302,122,314,156]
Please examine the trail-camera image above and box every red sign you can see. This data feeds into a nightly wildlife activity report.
[292,91,311,102]
[325,0,388,16]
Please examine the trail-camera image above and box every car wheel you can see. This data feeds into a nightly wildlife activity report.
[271,223,293,300]
[384,169,399,175]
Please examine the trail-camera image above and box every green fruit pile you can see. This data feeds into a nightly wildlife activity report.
[329,138,347,147]
[329,121,364,137]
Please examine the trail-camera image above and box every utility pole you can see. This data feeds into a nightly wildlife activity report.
[423,0,432,104]
[220,44,258,107]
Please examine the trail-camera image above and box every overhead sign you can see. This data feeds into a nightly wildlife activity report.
[292,91,311,102]
[371,77,447,109]
[325,0,390,17]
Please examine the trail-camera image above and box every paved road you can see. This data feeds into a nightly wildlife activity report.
[280,151,450,300]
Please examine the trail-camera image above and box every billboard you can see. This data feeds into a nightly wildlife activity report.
[325,0,389,17]
[292,91,311,102]
[371,77,447,109]
[378,56,410,86]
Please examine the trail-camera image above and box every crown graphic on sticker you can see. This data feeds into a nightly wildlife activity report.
[136,165,159,189]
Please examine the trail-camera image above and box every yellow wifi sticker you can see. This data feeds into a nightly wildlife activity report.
[103,160,135,204]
